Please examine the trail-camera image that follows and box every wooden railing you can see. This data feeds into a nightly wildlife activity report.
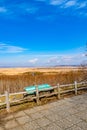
[0,81,87,112]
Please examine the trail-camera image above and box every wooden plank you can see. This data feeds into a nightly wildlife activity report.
[39,92,58,98]
[57,84,60,99]
[5,91,10,112]
[10,96,37,103]
[60,83,74,87]
[74,81,77,96]
[77,81,87,85]
[0,94,5,98]
[36,85,39,105]
[77,87,87,90]
[0,102,6,106]
[9,91,27,95]
[61,89,75,94]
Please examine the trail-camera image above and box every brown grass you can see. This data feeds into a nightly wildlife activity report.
[0,67,79,75]
[0,67,84,94]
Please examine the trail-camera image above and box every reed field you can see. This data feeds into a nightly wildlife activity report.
[0,67,84,94]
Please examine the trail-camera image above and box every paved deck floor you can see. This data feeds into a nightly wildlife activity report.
[0,93,87,130]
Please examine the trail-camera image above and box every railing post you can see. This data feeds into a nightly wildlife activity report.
[5,91,10,112]
[74,81,77,96]
[36,85,39,105]
[57,83,60,99]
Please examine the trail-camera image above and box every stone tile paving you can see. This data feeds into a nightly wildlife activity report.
[0,93,87,130]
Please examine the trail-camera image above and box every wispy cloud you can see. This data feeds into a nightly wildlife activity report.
[0,46,86,66]
[0,43,27,53]
[64,0,76,8]
[47,53,86,65]
[78,1,87,9]
[50,0,66,5]
[49,0,87,17]
[0,0,87,20]
[47,56,59,64]
[0,1,39,19]
[28,58,38,64]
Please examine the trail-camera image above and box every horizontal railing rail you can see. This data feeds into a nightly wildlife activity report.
[0,81,87,112]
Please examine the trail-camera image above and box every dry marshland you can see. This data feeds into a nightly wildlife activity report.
[0,67,84,94]
[0,67,79,75]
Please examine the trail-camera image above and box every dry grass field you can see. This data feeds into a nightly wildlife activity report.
[0,67,79,75]
[0,67,84,94]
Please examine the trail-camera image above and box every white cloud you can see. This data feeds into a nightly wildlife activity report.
[61,55,73,61]
[50,0,65,5]
[78,2,87,9]
[64,0,77,8]
[0,2,39,18]
[0,7,7,13]
[59,52,85,65]
[47,52,86,65]
[50,0,87,12]
[48,0,87,17]
[0,0,87,19]
[0,43,27,53]
[47,56,59,63]
[81,53,86,57]
[47,55,73,65]
[28,58,38,64]
[0,46,86,66]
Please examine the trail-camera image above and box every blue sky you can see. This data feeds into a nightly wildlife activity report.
[0,0,87,67]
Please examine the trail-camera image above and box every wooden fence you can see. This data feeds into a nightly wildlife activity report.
[0,81,87,112]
